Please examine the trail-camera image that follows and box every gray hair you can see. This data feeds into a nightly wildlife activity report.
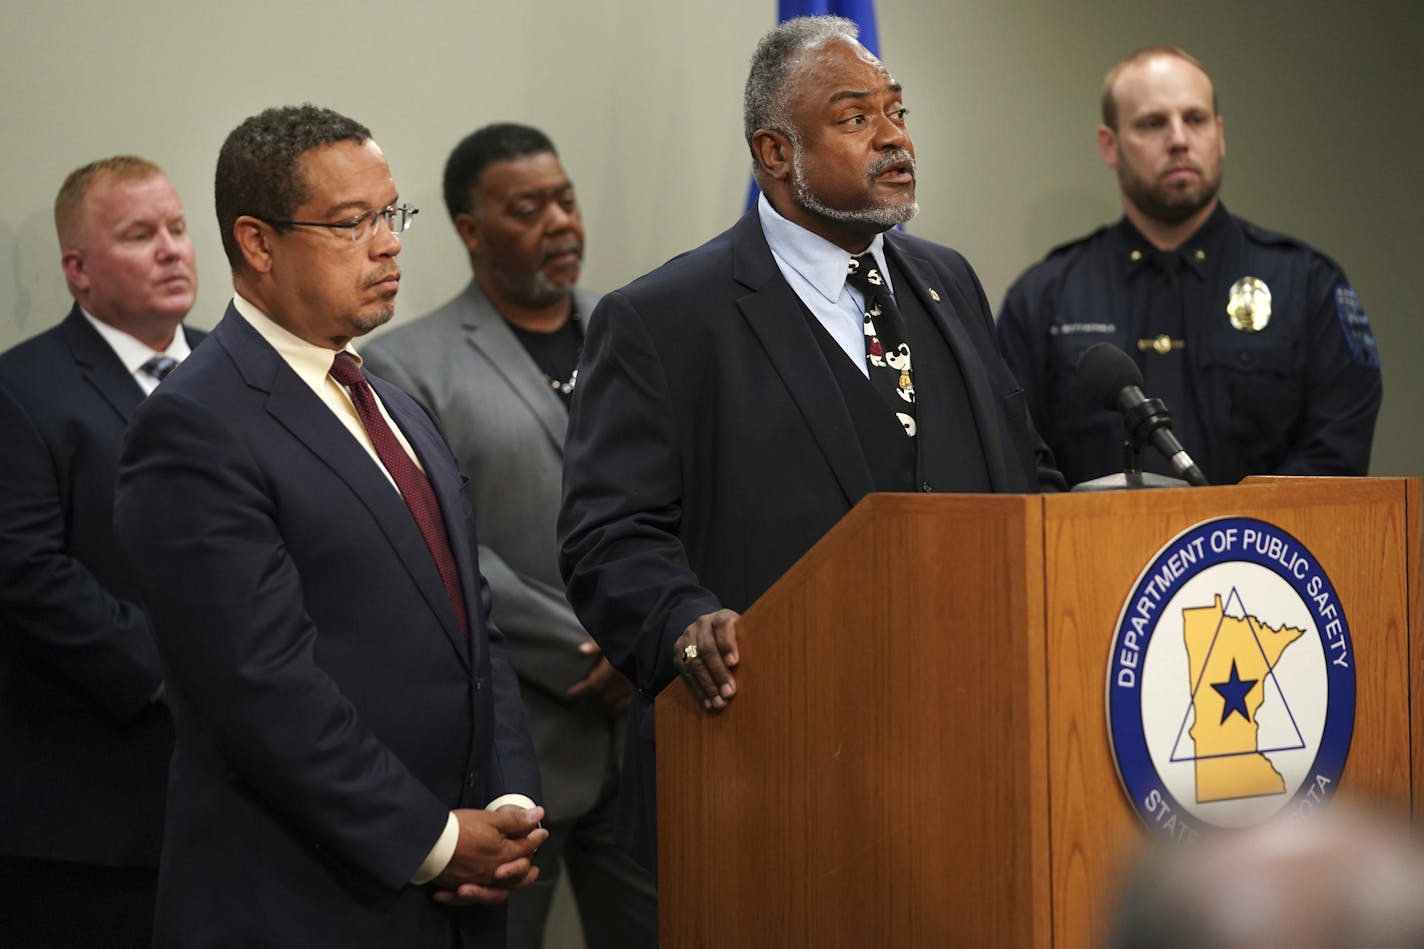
[743,15,859,165]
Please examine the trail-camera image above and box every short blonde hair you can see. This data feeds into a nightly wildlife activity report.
[1100,46,1217,130]
[54,155,165,249]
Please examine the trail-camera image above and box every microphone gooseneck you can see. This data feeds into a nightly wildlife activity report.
[1075,342,1209,487]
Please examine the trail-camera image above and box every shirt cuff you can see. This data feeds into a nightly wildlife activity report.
[485,793,537,813]
[410,812,460,885]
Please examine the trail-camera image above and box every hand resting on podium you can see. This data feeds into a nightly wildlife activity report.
[674,608,741,712]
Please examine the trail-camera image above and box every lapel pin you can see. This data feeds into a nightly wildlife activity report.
[928,288,940,302]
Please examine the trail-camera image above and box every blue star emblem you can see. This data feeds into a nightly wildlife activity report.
[1211,659,1258,724]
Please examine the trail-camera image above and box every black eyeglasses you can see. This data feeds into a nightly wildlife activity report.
[261,204,418,242]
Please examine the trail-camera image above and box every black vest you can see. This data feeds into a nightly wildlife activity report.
[802,256,993,494]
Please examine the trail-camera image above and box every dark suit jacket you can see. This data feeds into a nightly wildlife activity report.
[558,211,1063,865]
[361,282,620,822]
[0,305,201,867]
[114,305,540,948]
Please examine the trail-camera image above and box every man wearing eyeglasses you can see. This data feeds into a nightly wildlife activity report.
[113,104,546,948]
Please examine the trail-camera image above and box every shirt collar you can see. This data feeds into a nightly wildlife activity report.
[1113,201,1231,282]
[757,193,891,302]
[80,307,191,375]
[231,293,358,390]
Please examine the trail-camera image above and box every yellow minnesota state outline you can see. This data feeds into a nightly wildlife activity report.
[1183,594,1305,802]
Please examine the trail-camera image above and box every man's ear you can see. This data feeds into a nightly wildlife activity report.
[233,216,275,274]
[1096,125,1119,169]
[60,249,88,293]
[752,129,794,183]
[453,212,482,256]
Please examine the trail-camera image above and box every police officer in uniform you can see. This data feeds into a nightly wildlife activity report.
[997,46,1381,487]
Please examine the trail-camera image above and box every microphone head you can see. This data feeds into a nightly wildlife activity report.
[1076,342,1144,411]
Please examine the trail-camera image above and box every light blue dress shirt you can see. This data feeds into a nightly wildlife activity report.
[756,194,898,379]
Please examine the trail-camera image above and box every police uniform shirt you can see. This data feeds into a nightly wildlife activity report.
[995,203,1382,487]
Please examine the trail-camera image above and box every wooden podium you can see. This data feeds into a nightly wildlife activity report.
[656,477,1421,948]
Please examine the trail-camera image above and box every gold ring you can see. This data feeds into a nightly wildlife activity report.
[682,643,699,662]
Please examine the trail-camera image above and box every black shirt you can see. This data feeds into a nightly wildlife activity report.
[508,308,583,407]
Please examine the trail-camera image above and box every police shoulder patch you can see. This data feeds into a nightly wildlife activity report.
[1333,285,1380,369]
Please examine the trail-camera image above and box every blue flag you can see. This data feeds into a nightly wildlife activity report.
[781,0,879,56]
[746,0,883,211]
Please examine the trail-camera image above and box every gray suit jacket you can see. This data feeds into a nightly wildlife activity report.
[361,280,614,820]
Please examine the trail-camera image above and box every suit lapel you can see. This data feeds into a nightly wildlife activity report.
[60,306,145,422]
[885,236,1018,490]
[214,309,472,668]
[732,213,875,505]
[458,283,568,455]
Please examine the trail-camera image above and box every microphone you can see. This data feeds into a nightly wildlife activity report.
[1076,342,1209,487]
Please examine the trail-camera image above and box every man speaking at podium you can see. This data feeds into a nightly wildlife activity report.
[559,15,1063,869]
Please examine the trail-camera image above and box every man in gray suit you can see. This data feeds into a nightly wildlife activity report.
[361,123,656,949]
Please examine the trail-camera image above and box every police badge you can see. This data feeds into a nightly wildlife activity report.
[1227,277,1272,332]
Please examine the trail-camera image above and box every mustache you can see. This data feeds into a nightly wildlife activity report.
[869,150,916,179]
[361,267,400,289]
[541,240,583,264]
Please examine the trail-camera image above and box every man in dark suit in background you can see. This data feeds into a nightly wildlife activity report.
[0,155,200,948]
[558,15,1064,870]
[114,104,546,948]
[362,123,656,949]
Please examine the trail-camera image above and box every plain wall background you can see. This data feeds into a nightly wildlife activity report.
[2,1,1418,476]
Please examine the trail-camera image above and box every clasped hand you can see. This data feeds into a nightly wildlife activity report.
[432,805,548,907]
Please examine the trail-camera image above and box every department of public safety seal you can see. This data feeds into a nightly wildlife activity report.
[1106,517,1355,841]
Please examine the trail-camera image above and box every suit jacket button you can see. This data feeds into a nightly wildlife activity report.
[472,676,482,691]
[465,771,478,788]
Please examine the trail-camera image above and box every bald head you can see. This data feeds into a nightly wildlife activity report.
[1101,46,1217,131]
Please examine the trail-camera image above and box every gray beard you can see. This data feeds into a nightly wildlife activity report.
[509,271,568,308]
[791,147,919,229]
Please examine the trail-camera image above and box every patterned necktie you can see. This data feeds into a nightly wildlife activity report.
[328,351,468,633]
[846,253,917,438]
[140,354,178,382]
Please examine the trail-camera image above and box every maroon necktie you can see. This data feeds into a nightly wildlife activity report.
[329,351,468,633]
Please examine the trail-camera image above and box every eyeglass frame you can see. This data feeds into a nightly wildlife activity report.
[258,204,418,242]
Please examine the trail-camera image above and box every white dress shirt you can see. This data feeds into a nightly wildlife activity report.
[81,307,192,395]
